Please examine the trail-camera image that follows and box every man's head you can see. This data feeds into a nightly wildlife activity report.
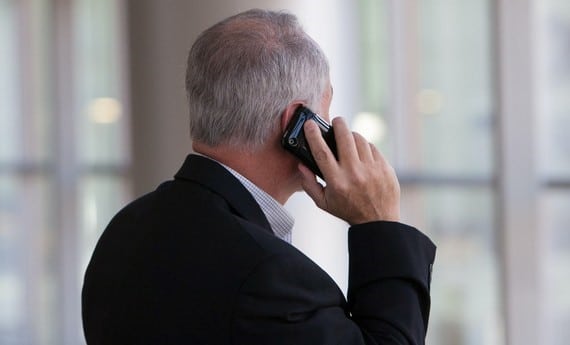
[185,9,330,151]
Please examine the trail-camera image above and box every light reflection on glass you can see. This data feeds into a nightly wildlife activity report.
[87,97,122,124]
[352,112,387,144]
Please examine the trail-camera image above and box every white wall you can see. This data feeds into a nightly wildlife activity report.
[127,0,361,292]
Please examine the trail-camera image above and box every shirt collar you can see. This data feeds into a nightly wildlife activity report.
[194,153,295,243]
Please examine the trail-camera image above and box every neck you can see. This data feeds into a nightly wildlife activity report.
[192,140,300,204]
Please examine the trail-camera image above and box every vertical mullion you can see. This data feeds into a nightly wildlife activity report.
[116,0,132,168]
[52,0,81,343]
[495,0,543,344]
[387,0,420,172]
[386,0,428,260]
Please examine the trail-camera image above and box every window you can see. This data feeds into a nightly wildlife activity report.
[0,0,129,344]
[358,1,500,344]
[358,0,570,344]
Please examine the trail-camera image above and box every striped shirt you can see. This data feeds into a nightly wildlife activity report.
[196,154,295,243]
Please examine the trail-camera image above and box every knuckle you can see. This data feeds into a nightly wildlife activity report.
[312,148,328,162]
[352,170,368,186]
[332,179,349,195]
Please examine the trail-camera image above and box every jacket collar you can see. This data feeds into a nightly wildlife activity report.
[174,154,272,232]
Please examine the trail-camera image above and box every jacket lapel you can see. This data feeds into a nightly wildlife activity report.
[174,154,273,233]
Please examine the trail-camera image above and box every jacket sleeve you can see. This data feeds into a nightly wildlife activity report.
[231,221,436,345]
[348,221,436,344]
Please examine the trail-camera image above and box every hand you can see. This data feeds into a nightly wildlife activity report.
[298,117,401,225]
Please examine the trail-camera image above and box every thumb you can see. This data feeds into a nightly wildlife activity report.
[298,163,325,208]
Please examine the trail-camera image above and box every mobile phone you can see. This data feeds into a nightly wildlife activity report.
[281,106,338,179]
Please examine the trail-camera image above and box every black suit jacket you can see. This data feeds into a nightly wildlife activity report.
[82,154,436,344]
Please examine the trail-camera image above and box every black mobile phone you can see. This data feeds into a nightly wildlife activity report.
[281,106,337,179]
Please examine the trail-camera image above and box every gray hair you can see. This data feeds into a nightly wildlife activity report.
[185,9,330,150]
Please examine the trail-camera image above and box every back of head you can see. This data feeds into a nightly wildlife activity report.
[185,9,330,150]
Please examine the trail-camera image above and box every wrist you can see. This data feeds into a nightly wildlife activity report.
[348,210,400,226]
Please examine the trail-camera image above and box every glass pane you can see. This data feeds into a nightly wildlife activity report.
[0,0,22,162]
[538,0,570,178]
[0,1,56,344]
[0,175,56,345]
[417,0,494,177]
[74,0,128,165]
[355,0,391,153]
[401,186,503,345]
[0,0,52,163]
[541,191,570,345]
[78,175,131,282]
[538,1,570,341]
[26,0,53,162]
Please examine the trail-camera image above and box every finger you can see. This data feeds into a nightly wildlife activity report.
[298,163,326,209]
[331,117,358,164]
[304,120,338,179]
[369,143,385,163]
[370,144,381,161]
[353,132,373,162]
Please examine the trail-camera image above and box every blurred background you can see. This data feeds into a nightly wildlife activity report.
[0,0,569,344]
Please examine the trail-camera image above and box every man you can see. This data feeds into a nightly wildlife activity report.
[82,9,436,345]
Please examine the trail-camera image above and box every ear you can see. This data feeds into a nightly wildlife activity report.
[280,102,304,132]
